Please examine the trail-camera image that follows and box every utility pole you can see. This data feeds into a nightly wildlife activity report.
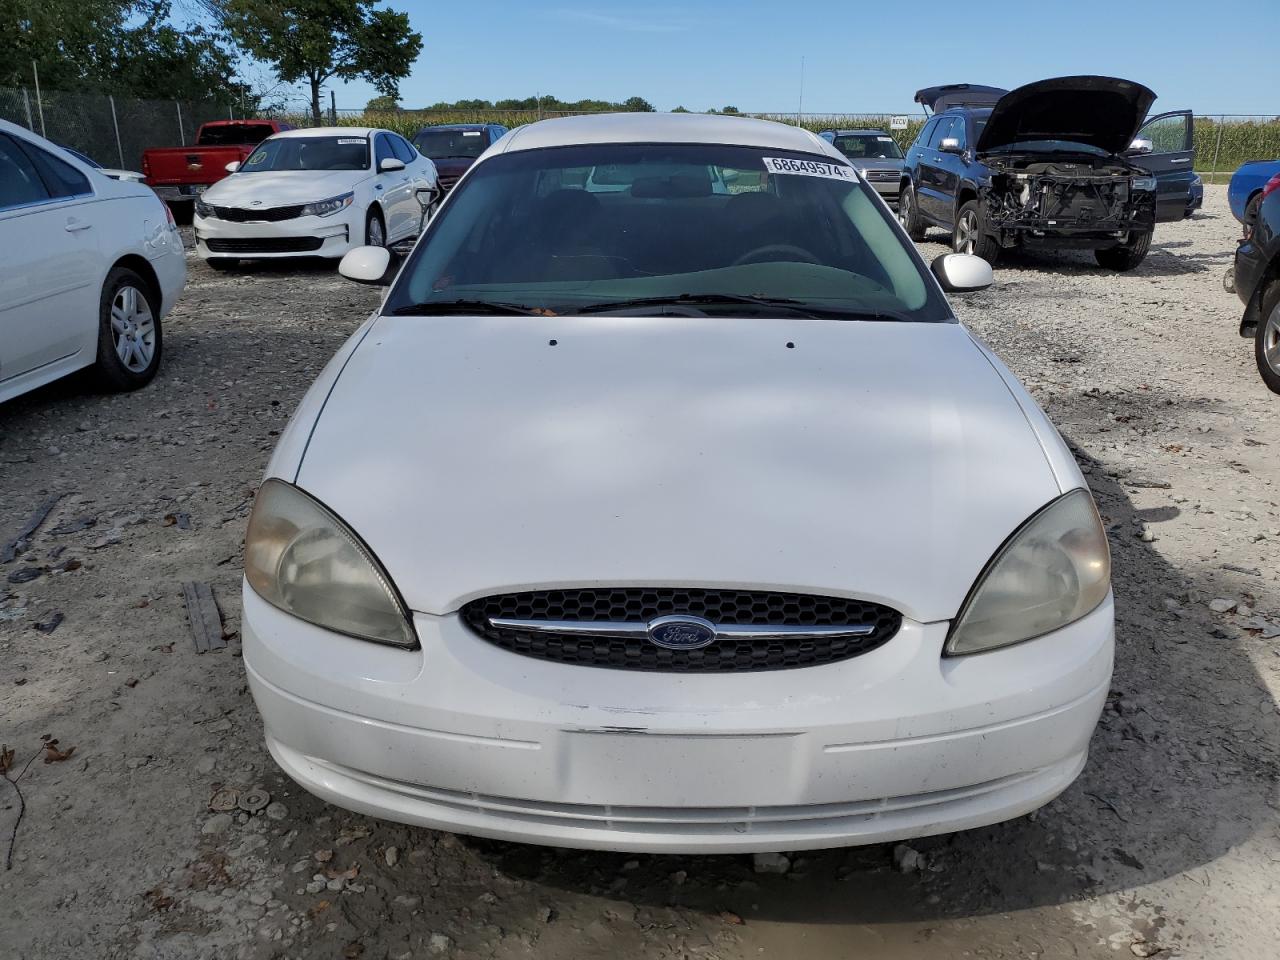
[330,89,337,124]
[32,61,46,137]
[797,58,805,125]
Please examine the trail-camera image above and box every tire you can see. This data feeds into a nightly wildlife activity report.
[365,207,386,248]
[206,258,239,271]
[897,181,925,241]
[1256,280,1280,395]
[169,201,193,225]
[1094,231,1151,271]
[1244,193,1263,234]
[95,267,162,392]
[952,200,1000,263]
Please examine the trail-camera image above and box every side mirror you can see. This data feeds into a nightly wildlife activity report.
[938,137,963,155]
[378,157,406,173]
[339,246,397,286]
[1127,138,1154,155]
[225,161,240,173]
[931,253,993,292]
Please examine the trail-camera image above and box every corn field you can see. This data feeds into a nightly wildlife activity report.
[305,108,1280,181]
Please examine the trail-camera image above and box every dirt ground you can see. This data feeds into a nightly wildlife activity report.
[2,185,1278,959]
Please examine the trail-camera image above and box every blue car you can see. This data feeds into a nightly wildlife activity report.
[1228,159,1280,227]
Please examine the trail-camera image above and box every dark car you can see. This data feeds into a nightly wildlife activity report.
[1232,171,1280,393]
[411,123,508,195]
[897,77,1195,270]
[818,128,904,204]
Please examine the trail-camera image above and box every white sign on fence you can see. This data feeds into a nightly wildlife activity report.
[890,115,909,130]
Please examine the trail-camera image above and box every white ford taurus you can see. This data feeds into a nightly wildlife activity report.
[243,113,1113,853]
[193,127,438,268]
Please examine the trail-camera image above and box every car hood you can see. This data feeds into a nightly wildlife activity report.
[428,157,476,179]
[293,315,1063,622]
[849,158,904,172]
[202,170,364,207]
[976,76,1157,156]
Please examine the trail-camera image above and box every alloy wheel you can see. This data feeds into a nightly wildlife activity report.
[110,286,156,374]
[955,211,977,255]
[898,191,912,229]
[1265,303,1280,377]
[368,216,385,248]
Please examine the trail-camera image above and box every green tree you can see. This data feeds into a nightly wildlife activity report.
[622,96,655,113]
[671,105,690,113]
[721,105,740,114]
[365,93,400,111]
[221,0,423,124]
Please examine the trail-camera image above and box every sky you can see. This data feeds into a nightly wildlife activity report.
[294,0,1277,117]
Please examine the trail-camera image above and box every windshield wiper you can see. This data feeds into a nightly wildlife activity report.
[389,299,550,317]
[572,293,906,321]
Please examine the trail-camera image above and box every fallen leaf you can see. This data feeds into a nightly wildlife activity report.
[720,910,745,925]
[325,864,359,882]
[314,849,334,863]
[309,899,331,918]
[343,942,363,959]
[43,740,76,763]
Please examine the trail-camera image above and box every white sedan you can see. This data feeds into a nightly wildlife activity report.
[193,127,438,268]
[0,119,185,405]
[243,113,1113,853]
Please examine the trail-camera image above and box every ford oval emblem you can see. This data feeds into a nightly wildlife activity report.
[647,615,717,650]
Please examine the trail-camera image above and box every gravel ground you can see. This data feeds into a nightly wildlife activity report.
[2,185,1278,959]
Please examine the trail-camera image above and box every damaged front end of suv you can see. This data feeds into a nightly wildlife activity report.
[974,77,1160,271]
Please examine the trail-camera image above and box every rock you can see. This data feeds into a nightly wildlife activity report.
[1138,526,1157,543]
[265,802,288,821]
[604,902,637,923]
[1130,939,1162,957]
[892,844,924,874]
[670,870,687,885]
[384,845,399,867]
[752,852,791,874]
[538,906,554,923]
[202,814,233,836]
[1208,598,1237,614]
[621,859,640,871]
[194,755,216,775]
[427,933,452,954]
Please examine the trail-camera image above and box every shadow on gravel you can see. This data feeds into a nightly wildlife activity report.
[444,440,1278,935]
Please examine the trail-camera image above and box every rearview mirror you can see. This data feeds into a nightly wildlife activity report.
[938,137,963,155]
[1127,138,1154,155]
[224,161,240,173]
[931,253,993,292]
[378,157,406,173]
[339,246,397,286]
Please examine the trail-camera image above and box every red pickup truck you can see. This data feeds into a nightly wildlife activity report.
[142,119,293,218]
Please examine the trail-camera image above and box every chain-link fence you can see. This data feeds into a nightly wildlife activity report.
[0,85,237,172]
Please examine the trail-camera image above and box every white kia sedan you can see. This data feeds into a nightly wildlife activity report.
[243,114,1113,853]
[0,119,185,405]
[193,127,438,268]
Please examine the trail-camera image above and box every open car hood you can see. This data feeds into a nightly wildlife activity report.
[914,84,1008,113]
[975,76,1156,156]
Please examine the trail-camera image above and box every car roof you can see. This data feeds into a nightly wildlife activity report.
[496,112,845,161]
[417,124,490,133]
[272,126,380,139]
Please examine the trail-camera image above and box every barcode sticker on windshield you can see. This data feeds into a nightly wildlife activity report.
[763,157,854,181]
[338,138,365,144]
[462,131,482,136]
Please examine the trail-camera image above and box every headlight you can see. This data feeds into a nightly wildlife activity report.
[245,479,417,648]
[300,193,355,217]
[195,199,214,219]
[1132,176,1158,193]
[946,488,1110,656]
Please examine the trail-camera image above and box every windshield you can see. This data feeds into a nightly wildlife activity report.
[831,134,903,160]
[414,129,487,159]
[240,136,369,172]
[385,143,947,322]
[199,123,277,147]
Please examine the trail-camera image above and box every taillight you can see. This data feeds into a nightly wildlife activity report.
[1263,173,1280,201]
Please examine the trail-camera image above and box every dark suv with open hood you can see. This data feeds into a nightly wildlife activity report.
[897,77,1195,270]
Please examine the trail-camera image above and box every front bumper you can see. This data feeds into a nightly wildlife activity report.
[193,209,360,260]
[244,586,1113,852]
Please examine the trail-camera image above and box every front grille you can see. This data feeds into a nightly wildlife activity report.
[864,169,899,182]
[438,174,461,193]
[205,236,323,254]
[211,204,305,222]
[461,588,901,673]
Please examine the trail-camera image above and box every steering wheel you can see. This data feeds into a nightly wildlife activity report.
[731,244,821,267]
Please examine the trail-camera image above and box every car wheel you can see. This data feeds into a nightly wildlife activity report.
[206,258,239,271]
[95,267,162,391]
[1256,281,1280,395]
[169,201,194,225]
[953,200,1000,263]
[897,182,925,241]
[1094,231,1151,271]
[1244,193,1263,234]
[365,208,386,248]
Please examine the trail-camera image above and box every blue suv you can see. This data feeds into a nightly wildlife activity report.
[898,77,1196,270]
